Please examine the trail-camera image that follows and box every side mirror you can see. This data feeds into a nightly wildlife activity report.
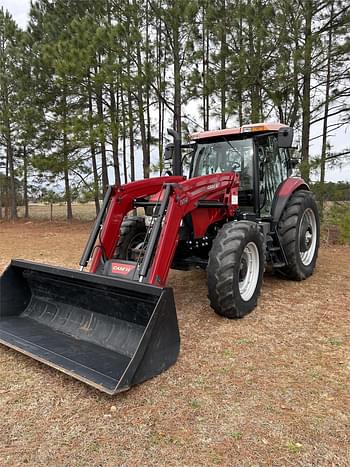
[164,143,174,161]
[278,127,293,148]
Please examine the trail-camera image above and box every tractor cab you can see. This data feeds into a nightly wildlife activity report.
[167,123,296,217]
[190,136,255,210]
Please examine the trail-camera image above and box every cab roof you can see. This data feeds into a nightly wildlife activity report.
[190,122,288,141]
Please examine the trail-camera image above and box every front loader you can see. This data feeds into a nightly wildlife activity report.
[0,123,320,394]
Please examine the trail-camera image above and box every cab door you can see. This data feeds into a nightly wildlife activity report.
[255,134,289,216]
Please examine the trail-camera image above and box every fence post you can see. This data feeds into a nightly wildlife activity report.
[50,203,53,222]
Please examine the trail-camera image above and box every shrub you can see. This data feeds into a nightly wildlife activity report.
[323,202,350,244]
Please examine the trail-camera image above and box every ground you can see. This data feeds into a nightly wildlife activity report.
[0,221,349,467]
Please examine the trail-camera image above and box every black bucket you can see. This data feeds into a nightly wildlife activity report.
[0,260,180,394]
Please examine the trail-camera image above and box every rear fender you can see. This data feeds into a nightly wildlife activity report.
[271,177,309,223]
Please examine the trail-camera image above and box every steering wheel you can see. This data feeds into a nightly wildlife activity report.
[231,161,241,172]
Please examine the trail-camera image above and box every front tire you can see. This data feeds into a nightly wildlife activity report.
[207,221,264,318]
[277,190,320,280]
[114,216,146,260]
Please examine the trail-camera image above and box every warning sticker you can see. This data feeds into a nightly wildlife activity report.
[231,194,238,205]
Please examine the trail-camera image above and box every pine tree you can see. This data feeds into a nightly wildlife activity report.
[152,0,200,137]
[0,8,22,219]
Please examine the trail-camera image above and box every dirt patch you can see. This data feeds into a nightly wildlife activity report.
[0,221,349,466]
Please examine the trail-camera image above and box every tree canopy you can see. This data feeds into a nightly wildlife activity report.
[0,0,349,219]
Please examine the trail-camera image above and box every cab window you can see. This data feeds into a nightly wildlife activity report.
[192,138,254,192]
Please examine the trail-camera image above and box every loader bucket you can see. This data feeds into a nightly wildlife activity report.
[0,260,180,394]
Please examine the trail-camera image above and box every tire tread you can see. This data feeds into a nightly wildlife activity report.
[207,221,264,318]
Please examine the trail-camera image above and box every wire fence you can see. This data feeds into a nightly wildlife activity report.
[14,203,97,221]
[1,201,349,244]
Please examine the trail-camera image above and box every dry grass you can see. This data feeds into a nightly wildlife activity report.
[0,221,349,466]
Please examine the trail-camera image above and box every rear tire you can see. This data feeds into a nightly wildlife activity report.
[114,217,146,260]
[207,221,264,318]
[277,190,320,280]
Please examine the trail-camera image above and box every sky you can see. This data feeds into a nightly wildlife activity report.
[0,0,29,28]
[1,0,349,183]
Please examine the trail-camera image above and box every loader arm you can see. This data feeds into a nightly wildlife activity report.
[89,176,184,273]
[89,172,239,286]
[147,172,239,285]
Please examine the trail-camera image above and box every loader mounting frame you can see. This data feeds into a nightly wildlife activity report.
[87,173,240,286]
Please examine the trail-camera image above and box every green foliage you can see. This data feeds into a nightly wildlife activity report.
[0,0,348,220]
[323,202,350,244]
[228,431,242,440]
[312,181,350,203]
[39,189,63,204]
[327,337,343,346]
[189,398,201,409]
[236,338,252,345]
[286,441,303,454]
[312,181,350,244]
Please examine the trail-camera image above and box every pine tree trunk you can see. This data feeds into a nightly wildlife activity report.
[6,120,17,220]
[87,73,100,214]
[63,162,73,221]
[106,1,121,186]
[205,24,210,130]
[96,94,109,193]
[135,35,150,178]
[146,92,151,177]
[156,13,164,172]
[248,16,261,123]
[62,95,73,221]
[110,86,121,185]
[220,0,226,129]
[202,4,209,130]
[63,136,73,221]
[320,1,334,219]
[173,20,181,135]
[131,0,150,178]
[127,85,135,181]
[121,88,128,184]
[63,167,73,220]
[289,37,300,127]
[238,6,243,126]
[91,143,100,215]
[23,145,29,218]
[145,1,152,174]
[301,0,313,183]
[95,63,109,194]
[5,156,9,219]
[126,36,135,182]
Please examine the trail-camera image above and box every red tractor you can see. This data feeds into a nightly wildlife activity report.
[0,123,319,394]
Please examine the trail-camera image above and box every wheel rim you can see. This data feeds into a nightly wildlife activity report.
[127,233,145,260]
[299,208,317,266]
[239,242,260,302]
